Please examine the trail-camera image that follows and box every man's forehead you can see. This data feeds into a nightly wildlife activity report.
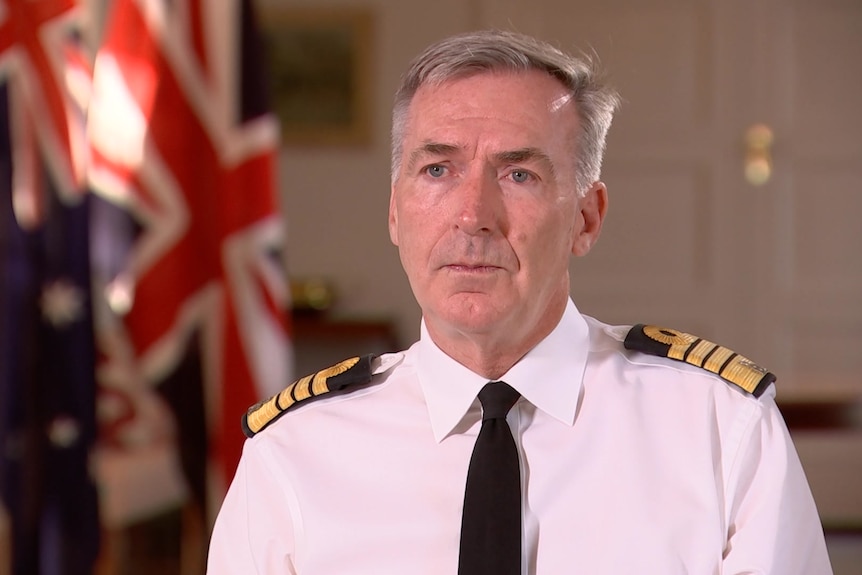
[406,71,576,130]
[398,71,578,169]
[403,81,579,146]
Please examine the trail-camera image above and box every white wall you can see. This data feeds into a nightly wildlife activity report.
[273,0,485,346]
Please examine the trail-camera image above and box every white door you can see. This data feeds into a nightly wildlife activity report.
[753,0,862,392]
[477,0,862,392]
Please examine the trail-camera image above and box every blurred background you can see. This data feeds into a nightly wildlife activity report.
[1,0,860,573]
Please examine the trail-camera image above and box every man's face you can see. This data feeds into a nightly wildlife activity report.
[389,70,605,344]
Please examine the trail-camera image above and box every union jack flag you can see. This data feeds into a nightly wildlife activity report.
[0,0,88,227]
[88,0,292,520]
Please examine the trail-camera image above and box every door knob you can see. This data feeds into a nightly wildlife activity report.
[744,123,774,186]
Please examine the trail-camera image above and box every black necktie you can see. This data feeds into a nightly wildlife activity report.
[458,381,522,575]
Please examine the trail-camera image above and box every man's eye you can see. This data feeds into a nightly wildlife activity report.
[425,165,446,178]
[510,170,531,183]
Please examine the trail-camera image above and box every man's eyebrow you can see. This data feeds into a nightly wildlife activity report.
[494,148,556,175]
[405,144,558,176]
[407,142,461,171]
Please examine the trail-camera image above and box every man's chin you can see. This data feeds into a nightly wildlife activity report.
[430,301,512,338]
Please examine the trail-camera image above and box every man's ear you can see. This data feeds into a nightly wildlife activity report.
[388,184,399,246]
[571,181,608,257]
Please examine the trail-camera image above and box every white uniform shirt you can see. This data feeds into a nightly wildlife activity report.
[207,299,832,574]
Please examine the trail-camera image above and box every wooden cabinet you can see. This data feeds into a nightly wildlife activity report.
[291,314,400,378]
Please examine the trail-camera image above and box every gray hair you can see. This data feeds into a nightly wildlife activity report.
[391,30,620,195]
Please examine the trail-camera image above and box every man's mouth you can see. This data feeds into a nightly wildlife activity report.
[445,264,501,273]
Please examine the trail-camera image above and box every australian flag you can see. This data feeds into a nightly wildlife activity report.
[0,2,100,574]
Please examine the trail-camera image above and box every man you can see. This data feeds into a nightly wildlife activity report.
[207,30,832,574]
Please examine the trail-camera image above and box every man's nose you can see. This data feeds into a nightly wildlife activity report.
[455,169,502,235]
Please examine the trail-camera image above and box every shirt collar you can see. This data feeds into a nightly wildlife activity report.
[417,298,591,442]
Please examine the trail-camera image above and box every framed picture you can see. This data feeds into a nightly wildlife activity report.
[259,7,373,146]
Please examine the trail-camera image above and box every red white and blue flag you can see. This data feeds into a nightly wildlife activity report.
[0,0,88,224]
[88,0,291,522]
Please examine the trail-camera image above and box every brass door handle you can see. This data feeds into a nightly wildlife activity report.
[744,123,774,186]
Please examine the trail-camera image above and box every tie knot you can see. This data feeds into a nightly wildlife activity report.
[478,382,520,421]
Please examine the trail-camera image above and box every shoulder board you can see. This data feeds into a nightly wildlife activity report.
[242,354,376,438]
[623,324,775,398]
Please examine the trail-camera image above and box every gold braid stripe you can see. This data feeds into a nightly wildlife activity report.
[683,339,717,367]
[703,346,735,374]
[313,357,360,395]
[639,325,772,396]
[294,375,315,402]
[246,398,282,435]
[277,383,297,410]
[244,356,363,436]
[720,356,769,395]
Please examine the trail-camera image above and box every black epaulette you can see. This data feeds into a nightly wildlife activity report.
[623,324,775,398]
[242,354,376,438]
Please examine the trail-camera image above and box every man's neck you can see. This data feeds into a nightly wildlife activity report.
[424,299,567,380]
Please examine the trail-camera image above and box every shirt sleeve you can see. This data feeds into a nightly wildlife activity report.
[722,387,833,574]
[206,438,298,575]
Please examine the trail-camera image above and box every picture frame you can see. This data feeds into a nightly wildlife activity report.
[259,7,373,147]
